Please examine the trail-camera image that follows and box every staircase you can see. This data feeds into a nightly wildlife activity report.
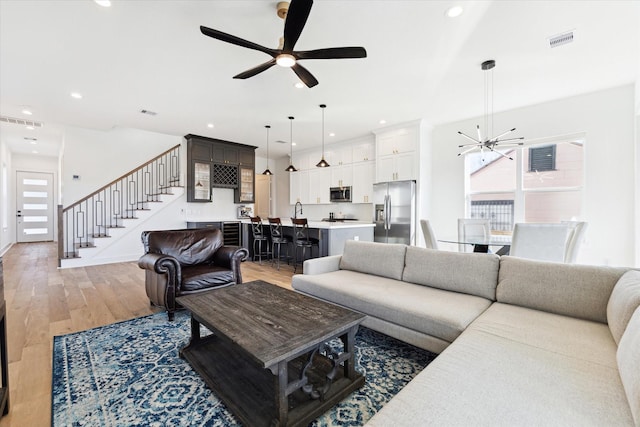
[58,145,183,268]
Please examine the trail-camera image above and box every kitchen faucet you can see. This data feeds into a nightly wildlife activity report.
[294,201,303,219]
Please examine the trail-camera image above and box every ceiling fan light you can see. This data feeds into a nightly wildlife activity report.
[276,54,296,68]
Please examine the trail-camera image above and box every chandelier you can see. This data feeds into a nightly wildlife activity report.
[457,60,524,161]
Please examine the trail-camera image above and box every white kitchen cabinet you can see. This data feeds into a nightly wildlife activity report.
[352,161,374,203]
[308,168,331,204]
[326,145,353,166]
[289,170,311,204]
[352,141,375,163]
[377,128,417,157]
[330,164,353,188]
[377,152,414,182]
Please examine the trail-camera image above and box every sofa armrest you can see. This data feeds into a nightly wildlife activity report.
[212,246,249,283]
[302,255,342,275]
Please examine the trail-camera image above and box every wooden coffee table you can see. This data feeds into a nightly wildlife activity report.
[176,280,366,427]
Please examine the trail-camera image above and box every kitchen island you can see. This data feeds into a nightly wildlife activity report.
[240,218,374,259]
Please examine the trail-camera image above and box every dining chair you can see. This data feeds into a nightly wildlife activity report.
[562,221,588,263]
[457,218,491,252]
[267,217,292,270]
[291,218,319,273]
[509,223,571,262]
[250,216,270,264]
[420,219,439,250]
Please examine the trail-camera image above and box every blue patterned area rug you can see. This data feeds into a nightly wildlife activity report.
[52,311,436,426]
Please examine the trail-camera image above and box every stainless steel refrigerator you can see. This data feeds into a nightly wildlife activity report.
[373,180,416,245]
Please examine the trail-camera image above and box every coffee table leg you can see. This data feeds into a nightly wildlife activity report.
[341,327,358,380]
[276,360,288,424]
[190,315,201,343]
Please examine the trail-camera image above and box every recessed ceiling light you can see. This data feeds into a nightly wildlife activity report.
[329,132,335,137]
[31,150,39,154]
[94,0,111,7]
[22,109,33,115]
[207,123,214,128]
[70,92,83,99]
[445,6,464,18]
[292,142,297,146]
[379,119,386,124]
[30,141,37,145]
[294,82,304,89]
[26,126,35,130]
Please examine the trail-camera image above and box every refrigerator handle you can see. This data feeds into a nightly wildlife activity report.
[386,195,391,231]
[382,194,389,230]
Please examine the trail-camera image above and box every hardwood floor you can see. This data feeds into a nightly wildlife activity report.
[0,242,295,427]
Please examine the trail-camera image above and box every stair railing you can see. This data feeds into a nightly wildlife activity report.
[58,144,181,265]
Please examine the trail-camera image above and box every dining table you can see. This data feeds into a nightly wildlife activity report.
[438,235,512,255]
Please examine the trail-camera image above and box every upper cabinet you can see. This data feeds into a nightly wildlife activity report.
[375,125,418,182]
[352,141,375,163]
[185,134,256,203]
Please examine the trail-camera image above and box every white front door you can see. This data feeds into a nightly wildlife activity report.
[16,171,54,242]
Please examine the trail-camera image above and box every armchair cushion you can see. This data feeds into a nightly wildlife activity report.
[181,265,235,292]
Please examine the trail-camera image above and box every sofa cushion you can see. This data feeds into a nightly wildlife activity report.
[497,256,626,323]
[339,240,406,280]
[292,269,491,343]
[366,302,634,426]
[607,270,640,345]
[402,246,499,300]
[618,307,640,425]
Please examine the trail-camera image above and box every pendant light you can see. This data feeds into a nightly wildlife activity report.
[262,125,273,175]
[285,116,298,172]
[457,60,524,161]
[316,104,330,168]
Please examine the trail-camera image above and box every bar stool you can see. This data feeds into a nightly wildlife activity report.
[267,217,291,270]
[291,218,319,273]
[250,216,270,263]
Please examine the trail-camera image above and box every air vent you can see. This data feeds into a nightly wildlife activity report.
[549,31,574,48]
[0,115,44,128]
[140,109,158,116]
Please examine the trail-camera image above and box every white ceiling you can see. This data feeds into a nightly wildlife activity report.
[1,0,639,159]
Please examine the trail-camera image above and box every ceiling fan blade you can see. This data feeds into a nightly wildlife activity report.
[295,47,367,60]
[282,0,313,51]
[292,63,318,88]
[200,26,276,57]
[233,59,277,79]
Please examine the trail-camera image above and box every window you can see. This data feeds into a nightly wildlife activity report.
[528,144,556,172]
[466,139,584,232]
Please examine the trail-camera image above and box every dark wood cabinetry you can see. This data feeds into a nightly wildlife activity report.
[186,221,242,246]
[185,134,256,203]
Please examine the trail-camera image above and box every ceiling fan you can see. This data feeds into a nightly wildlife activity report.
[199,0,367,88]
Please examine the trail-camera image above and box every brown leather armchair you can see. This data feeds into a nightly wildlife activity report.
[138,228,248,320]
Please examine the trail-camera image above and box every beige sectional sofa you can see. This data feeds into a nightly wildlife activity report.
[291,240,640,426]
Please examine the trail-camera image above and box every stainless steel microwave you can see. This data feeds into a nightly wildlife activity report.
[330,186,352,203]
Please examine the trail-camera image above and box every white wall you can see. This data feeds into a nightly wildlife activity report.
[0,139,12,254]
[62,126,182,205]
[430,84,637,267]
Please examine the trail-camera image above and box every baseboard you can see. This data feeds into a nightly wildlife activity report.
[0,243,13,258]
